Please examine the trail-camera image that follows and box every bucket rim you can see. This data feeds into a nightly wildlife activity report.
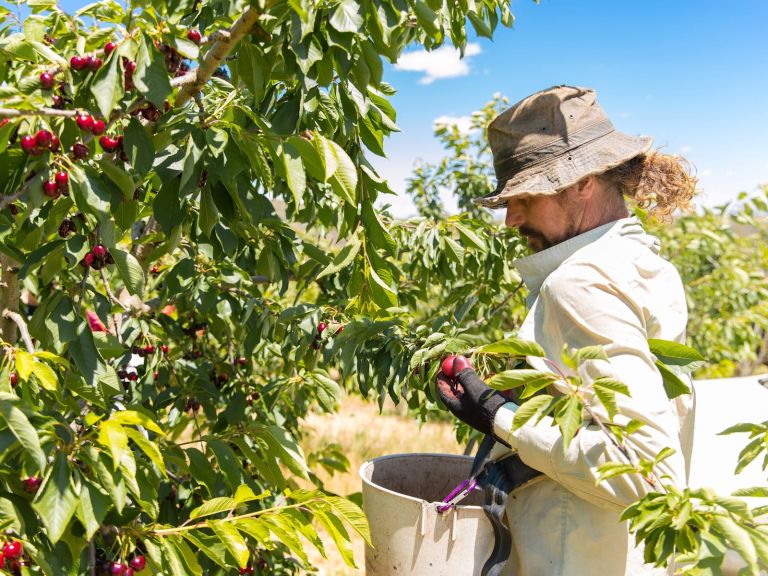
[359,452,484,510]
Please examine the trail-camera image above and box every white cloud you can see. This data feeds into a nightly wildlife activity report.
[433,115,475,135]
[395,43,482,84]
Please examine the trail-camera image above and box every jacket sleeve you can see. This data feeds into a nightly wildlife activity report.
[493,260,689,513]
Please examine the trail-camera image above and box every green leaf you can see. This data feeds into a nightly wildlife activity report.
[712,514,759,573]
[326,495,372,546]
[0,393,46,472]
[199,188,219,237]
[597,461,639,481]
[209,519,249,568]
[98,160,135,198]
[591,377,631,396]
[124,428,166,475]
[314,508,356,567]
[316,241,360,280]
[134,33,172,107]
[330,0,363,33]
[32,453,78,544]
[487,369,555,391]
[572,345,609,365]
[182,532,228,568]
[476,337,546,357]
[718,422,762,435]
[310,372,341,412]
[328,141,357,205]
[207,439,242,490]
[110,409,164,435]
[123,117,155,176]
[413,1,440,35]
[69,165,112,219]
[282,141,306,206]
[14,349,35,380]
[234,484,270,504]
[556,395,582,451]
[90,49,123,119]
[30,360,58,391]
[97,420,128,472]
[189,497,236,520]
[76,478,111,540]
[111,249,145,296]
[512,394,553,431]
[314,136,339,181]
[654,359,691,399]
[648,339,706,372]
[593,385,619,421]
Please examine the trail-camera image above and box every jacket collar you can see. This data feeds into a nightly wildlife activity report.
[514,217,643,301]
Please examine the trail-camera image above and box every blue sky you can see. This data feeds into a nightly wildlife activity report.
[51,1,768,217]
[376,0,768,216]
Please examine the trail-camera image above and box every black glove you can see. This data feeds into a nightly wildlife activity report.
[437,368,511,438]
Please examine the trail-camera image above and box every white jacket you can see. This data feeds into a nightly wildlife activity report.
[490,217,695,576]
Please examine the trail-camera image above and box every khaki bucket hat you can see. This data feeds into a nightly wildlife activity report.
[475,85,653,208]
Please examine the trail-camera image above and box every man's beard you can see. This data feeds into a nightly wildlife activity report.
[519,218,582,253]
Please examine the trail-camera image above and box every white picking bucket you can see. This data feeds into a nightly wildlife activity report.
[359,453,514,576]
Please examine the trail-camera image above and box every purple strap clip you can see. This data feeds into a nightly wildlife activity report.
[437,477,478,513]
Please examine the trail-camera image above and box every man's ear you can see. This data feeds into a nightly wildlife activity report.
[575,176,597,199]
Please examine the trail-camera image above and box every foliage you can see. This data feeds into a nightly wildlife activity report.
[0,0,521,572]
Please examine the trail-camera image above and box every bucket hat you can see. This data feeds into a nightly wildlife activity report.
[475,85,653,208]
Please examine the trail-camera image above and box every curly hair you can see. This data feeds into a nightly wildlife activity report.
[598,152,698,221]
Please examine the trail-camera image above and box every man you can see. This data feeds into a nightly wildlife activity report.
[437,85,697,575]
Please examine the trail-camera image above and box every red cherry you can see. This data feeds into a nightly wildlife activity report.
[72,142,89,159]
[34,129,53,149]
[124,568,135,576]
[91,119,106,135]
[129,555,145,572]
[8,204,19,216]
[217,373,228,383]
[88,56,103,71]
[76,113,94,132]
[58,220,72,238]
[70,55,87,70]
[441,355,472,379]
[10,372,18,387]
[40,72,55,89]
[22,476,42,493]
[239,567,254,575]
[104,41,117,56]
[84,253,95,267]
[52,94,63,107]
[20,135,37,154]
[317,322,327,335]
[128,372,138,381]
[43,180,60,197]
[50,134,60,151]
[0,553,4,568]
[236,357,248,366]
[2,540,23,559]
[187,29,202,44]
[161,345,169,354]
[92,244,107,258]
[143,345,155,355]
[55,171,69,187]
[335,325,344,335]
[109,562,127,574]
[124,60,137,73]
[99,135,120,153]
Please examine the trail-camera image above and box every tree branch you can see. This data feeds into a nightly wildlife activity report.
[174,5,261,108]
[0,107,82,119]
[2,310,34,353]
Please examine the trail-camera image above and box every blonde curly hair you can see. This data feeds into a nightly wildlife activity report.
[598,152,697,221]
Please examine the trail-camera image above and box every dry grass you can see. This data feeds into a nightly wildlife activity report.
[299,395,463,575]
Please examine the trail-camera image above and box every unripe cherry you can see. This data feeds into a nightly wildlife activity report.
[76,113,94,132]
[441,355,473,379]
[104,41,117,56]
[70,55,87,70]
[40,72,55,89]
[187,29,202,44]
[35,129,54,149]
[91,119,106,135]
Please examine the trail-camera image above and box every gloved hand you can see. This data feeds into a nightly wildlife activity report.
[437,367,512,439]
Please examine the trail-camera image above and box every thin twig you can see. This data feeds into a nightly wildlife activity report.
[0,107,84,118]
[193,92,207,127]
[99,268,127,311]
[464,280,525,331]
[1,310,34,353]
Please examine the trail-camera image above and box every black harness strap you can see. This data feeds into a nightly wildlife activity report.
[471,435,543,576]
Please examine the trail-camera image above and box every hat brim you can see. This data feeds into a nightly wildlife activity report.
[474,131,653,208]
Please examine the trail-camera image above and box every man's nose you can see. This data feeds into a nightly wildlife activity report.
[505,199,525,228]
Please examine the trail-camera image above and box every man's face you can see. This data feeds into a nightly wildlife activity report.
[504,190,583,252]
